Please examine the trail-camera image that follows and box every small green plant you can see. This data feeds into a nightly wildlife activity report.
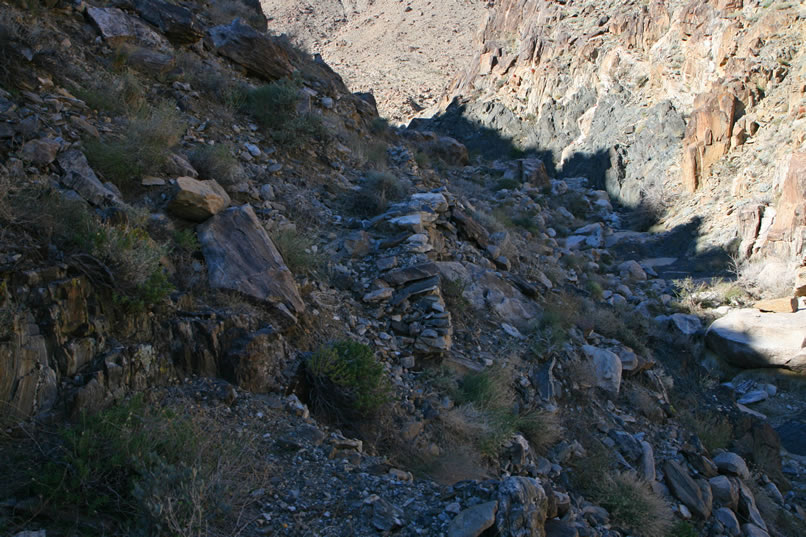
[668,520,697,537]
[173,229,200,255]
[346,171,408,217]
[596,472,673,537]
[307,340,390,416]
[245,79,302,131]
[188,144,241,184]
[370,117,389,135]
[272,228,323,276]
[494,178,520,191]
[586,279,604,300]
[84,102,184,185]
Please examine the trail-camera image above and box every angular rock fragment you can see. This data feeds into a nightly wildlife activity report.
[207,19,294,82]
[198,205,304,324]
[168,176,231,222]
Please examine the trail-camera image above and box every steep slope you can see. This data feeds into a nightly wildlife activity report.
[1,1,805,537]
[262,0,490,122]
[420,0,806,266]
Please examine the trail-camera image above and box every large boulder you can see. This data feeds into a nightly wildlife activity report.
[58,150,121,206]
[86,7,171,50]
[664,460,712,519]
[495,477,548,537]
[207,19,294,82]
[133,0,203,45]
[705,309,806,370]
[168,176,231,222]
[198,205,304,325]
[582,345,623,394]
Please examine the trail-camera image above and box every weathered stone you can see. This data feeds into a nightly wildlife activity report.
[741,523,770,537]
[20,138,59,165]
[363,287,393,303]
[753,297,797,313]
[168,176,231,222]
[198,205,304,324]
[664,460,711,519]
[225,327,289,392]
[57,150,122,206]
[737,390,768,405]
[682,90,737,191]
[207,19,294,82]
[618,260,647,281]
[582,345,622,394]
[452,207,490,247]
[496,476,548,537]
[767,152,806,253]
[383,262,439,286]
[133,0,203,45]
[87,7,170,50]
[640,440,656,481]
[544,520,578,537]
[391,276,440,306]
[714,452,750,479]
[410,192,449,213]
[795,267,806,297]
[448,501,498,537]
[715,507,741,536]
[705,309,806,370]
[710,475,739,510]
[737,481,767,531]
[342,230,372,257]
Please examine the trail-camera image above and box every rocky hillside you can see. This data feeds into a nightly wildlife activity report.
[419,0,806,269]
[262,0,489,123]
[1,1,805,537]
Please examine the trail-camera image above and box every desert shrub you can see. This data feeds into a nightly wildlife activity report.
[26,396,266,536]
[369,117,389,135]
[173,229,200,255]
[245,78,299,131]
[346,171,408,217]
[442,278,472,326]
[307,340,390,416]
[188,144,242,184]
[84,102,184,185]
[457,370,498,408]
[669,521,697,537]
[679,410,733,452]
[365,140,389,169]
[596,472,673,537]
[72,70,146,116]
[271,228,323,276]
[590,304,650,356]
[494,178,520,191]
[733,254,799,299]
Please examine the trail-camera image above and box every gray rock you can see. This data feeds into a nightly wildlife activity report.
[544,519,578,537]
[207,19,294,82]
[371,497,404,531]
[705,309,806,370]
[618,260,647,281]
[664,460,712,519]
[198,204,304,325]
[447,501,498,537]
[741,523,770,537]
[582,345,622,394]
[496,477,548,537]
[20,138,60,165]
[713,452,751,480]
[383,262,439,286]
[58,150,121,206]
[640,441,656,481]
[737,481,767,531]
[342,230,372,257]
[168,176,230,222]
[737,390,769,405]
[87,6,170,50]
[133,0,203,45]
[715,507,741,537]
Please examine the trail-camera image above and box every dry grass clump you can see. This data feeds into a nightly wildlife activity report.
[596,472,674,537]
[188,144,243,185]
[73,70,146,116]
[2,395,270,537]
[85,102,184,186]
[345,171,409,217]
[733,254,801,299]
[271,228,324,276]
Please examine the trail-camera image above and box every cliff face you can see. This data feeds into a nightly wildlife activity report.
[428,0,806,258]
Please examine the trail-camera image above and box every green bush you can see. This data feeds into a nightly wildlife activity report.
[346,171,407,217]
[271,228,323,276]
[245,79,299,131]
[188,144,241,184]
[84,102,184,186]
[26,396,264,536]
[307,340,390,415]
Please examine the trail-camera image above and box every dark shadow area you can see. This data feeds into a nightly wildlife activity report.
[408,98,735,280]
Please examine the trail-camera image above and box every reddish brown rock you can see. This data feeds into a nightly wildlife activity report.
[682,90,738,192]
[754,297,798,313]
[767,152,806,252]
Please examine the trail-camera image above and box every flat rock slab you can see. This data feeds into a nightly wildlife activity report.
[87,7,171,50]
[207,19,293,82]
[133,0,203,45]
[447,501,498,537]
[169,176,230,222]
[705,309,806,370]
[754,297,797,313]
[198,204,304,324]
[58,150,121,206]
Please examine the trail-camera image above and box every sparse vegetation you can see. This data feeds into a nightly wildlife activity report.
[188,144,242,184]
[244,78,327,145]
[596,472,673,537]
[346,171,408,217]
[306,340,390,416]
[84,102,184,186]
[679,410,733,452]
[271,228,323,276]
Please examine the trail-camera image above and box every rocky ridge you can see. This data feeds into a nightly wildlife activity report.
[0,1,804,537]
